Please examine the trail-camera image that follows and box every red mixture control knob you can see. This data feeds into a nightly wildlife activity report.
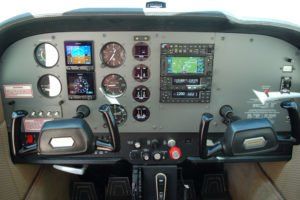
[169,146,182,160]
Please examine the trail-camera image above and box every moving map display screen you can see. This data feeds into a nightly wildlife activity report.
[65,41,93,66]
[166,57,205,74]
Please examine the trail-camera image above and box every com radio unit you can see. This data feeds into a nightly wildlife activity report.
[160,43,214,103]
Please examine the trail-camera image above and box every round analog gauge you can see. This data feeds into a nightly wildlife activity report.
[73,76,90,94]
[100,42,126,68]
[133,64,150,82]
[37,74,62,98]
[132,85,150,103]
[133,106,150,122]
[34,43,59,68]
[101,74,127,97]
[110,104,127,126]
[132,42,150,61]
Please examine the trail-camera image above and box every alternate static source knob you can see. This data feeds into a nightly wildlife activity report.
[169,146,182,160]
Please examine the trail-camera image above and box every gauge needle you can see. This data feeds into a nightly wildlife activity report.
[108,49,117,62]
[107,84,117,87]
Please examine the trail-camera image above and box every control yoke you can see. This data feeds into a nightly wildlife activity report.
[281,100,300,144]
[98,104,121,152]
[200,105,284,159]
[199,113,214,158]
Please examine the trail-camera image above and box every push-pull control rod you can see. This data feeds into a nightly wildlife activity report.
[199,113,214,158]
[98,104,121,152]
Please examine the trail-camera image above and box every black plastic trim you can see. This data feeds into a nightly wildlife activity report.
[1,11,300,61]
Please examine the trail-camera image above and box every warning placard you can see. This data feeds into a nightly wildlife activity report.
[23,118,53,132]
[3,84,33,98]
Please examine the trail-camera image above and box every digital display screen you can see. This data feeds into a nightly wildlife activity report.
[67,71,95,99]
[173,77,200,85]
[65,41,93,66]
[166,57,205,74]
[172,91,200,98]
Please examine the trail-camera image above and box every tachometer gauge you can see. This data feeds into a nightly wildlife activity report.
[110,104,127,126]
[100,42,125,68]
[37,74,62,98]
[101,74,127,97]
[34,43,59,68]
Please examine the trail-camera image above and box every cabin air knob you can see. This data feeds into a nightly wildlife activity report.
[169,146,182,160]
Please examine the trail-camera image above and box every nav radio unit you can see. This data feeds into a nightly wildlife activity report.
[160,43,214,103]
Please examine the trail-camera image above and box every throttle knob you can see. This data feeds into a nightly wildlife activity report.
[169,146,182,160]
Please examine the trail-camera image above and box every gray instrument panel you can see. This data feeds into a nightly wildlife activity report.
[1,32,299,133]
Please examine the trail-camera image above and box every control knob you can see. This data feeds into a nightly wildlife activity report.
[134,141,141,149]
[153,152,162,161]
[142,152,150,161]
[167,139,176,147]
[151,139,159,149]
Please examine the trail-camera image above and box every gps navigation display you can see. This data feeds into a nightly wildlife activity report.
[166,57,205,74]
[65,41,93,66]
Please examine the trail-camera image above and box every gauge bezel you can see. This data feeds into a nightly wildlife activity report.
[100,42,126,68]
[34,43,59,68]
[132,64,150,82]
[132,85,151,103]
[132,42,150,61]
[37,74,62,98]
[132,105,150,122]
[110,104,128,126]
[101,74,127,98]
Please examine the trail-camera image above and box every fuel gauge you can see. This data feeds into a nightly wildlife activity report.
[133,106,150,122]
[133,64,150,82]
[132,85,150,102]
